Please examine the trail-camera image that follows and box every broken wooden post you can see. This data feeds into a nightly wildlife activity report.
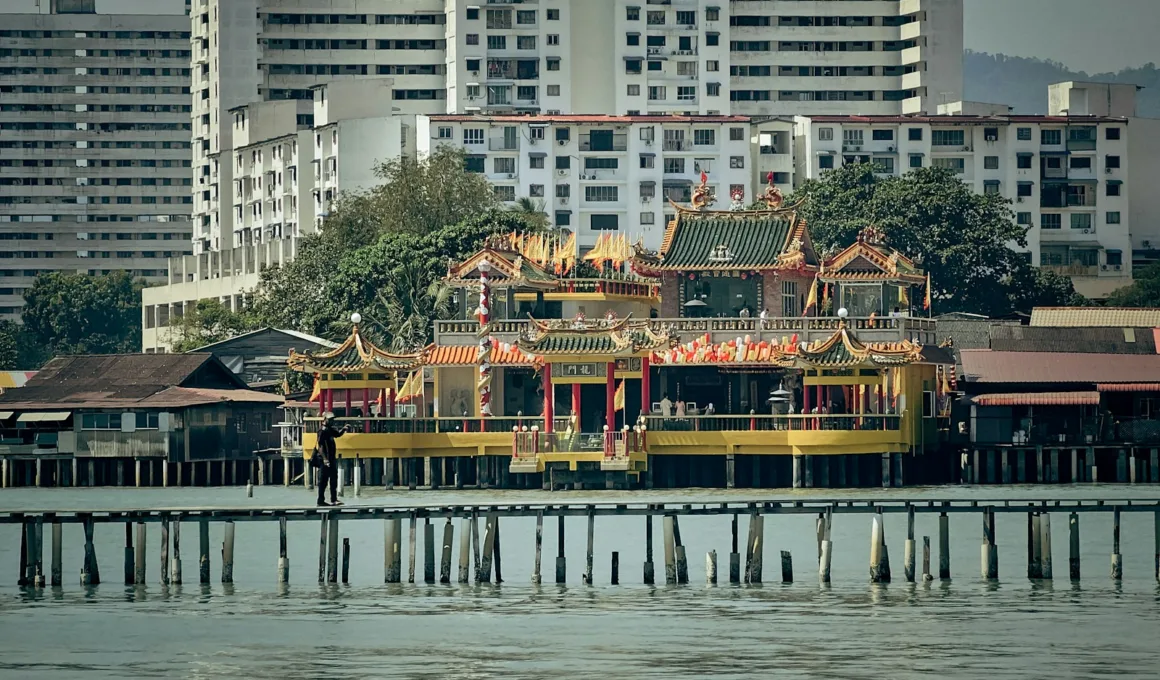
[50,520,62,587]
[457,517,471,584]
[673,514,688,584]
[440,518,454,584]
[160,517,170,586]
[904,505,916,583]
[278,517,289,584]
[922,536,932,582]
[221,520,235,584]
[134,521,147,585]
[555,514,566,584]
[1069,512,1081,580]
[479,515,496,583]
[611,551,620,585]
[938,512,950,580]
[384,517,402,583]
[493,517,503,584]
[341,537,350,584]
[982,508,998,580]
[532,512,543,585]
[171,519,181,585]
[870,509,891,583]
[318,514,328,583]
[748,514,763,584]
[643,511,655,585]
[780,550,793,583]
[729,513,741,584]
[123,523,135,585]
[408,513,417,584]
[423,519,436,584]
[583,510,595,585]
[1040,512,1053,580]
[198,519,210,585]
[705,550,717,585]
[663,515,676,584]
[81,515,99,585]
[1029,512,1043,579]
[819,507,832,584]
[327,513,339,584]
[1111,507,1122,580]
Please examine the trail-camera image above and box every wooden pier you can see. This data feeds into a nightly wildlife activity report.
[6,498,1160,589]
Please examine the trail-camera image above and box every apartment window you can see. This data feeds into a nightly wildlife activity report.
[874,157,895,174]
[707,60,719,72]
[640,212,655,225]
[556,156,570,169]
[585,186,618,202]
[679,86,697,100]
[705,84,720,97]
[626,7,640,21]
[1106,155,1121,169]
[625,59,642,75]
[705,33,719,46]
[1107,249,1123,266]
[664,158,685,174]
[1041,129,1062,145]
[1017,127,1032,141]
[555,211,571,227]
[979,156,998,170]
[1017,182,1033,197]
[648,86,666,101]
[437,126,452,139]
[931,129,965,147]
[487,36,506,50]
[493,158,516,174]
[547,58,560,71]
[1017,154,1033,169]
[983,181,1000,195]
[1017,212,1032,225]
[463,128,484,145]
[640,183,656,199]
[1071,213,1093,230]
[627,33,640,47]
[529,184,545,198]
[494,185,516,201]
[1070,157,1092,170]
[1108,182,1122,197]
[706,7,720,21]
[693,159,712,174]
[555,184,570,198]
[818,127,834,141]
[466,8,479,20]
[529,126,545,141]
[1106,127,1121,140]
[781,280,798,317]
[647,11,665,25]
[908,128,923,141]
[729,156,745,169]
[694,129,716,146]
[909,154,923,169]
[517,10,536,24]
[1107,211,1121,225]
[546,85,560,96]
[872,129,894,141]
[648,61,662,72]
[627,84,640,96]
[819,155,834,170]
[640,127,655,143]
[547,35,559,46]
[517,36,536,50]
[466,34,479,46]
[530,156,545,169]
[931,157,965,174]
[1041,214,1062,230]
[556,128,570,142]
[591,214,619,231]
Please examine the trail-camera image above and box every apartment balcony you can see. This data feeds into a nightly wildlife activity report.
[1042,263,1099,278]
[488,138,520,151]
[579,134,628,152]
[578,168,626,182]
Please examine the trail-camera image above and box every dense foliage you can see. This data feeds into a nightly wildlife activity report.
[1105,263,1160,307]
[791,164,1083,316]
[21,270,143,363]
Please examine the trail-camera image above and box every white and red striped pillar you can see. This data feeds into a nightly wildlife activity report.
[477,260,493,417]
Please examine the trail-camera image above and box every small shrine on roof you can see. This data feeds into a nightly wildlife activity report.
[818,226,927,317]
[632,174,820,318]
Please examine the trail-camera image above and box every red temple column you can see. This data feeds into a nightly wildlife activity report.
[388,384,396,418]
[543,363,554,434]
[606,361,616,433]
[641,355,651,422]
[345,388,352,418]
[363,386,370,433]
[572,383,581,424]
[802,382,810,427]
[815,384,823,429]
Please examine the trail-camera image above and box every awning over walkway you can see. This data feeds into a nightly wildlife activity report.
[17,411,72,422]
[1097,383,1160,392]
[972,392,1099,407]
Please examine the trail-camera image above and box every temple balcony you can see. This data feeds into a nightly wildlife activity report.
[433,315,937,347]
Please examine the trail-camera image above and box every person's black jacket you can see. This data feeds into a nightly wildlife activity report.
[316,423,345,465]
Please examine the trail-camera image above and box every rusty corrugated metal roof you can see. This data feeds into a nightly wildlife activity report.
[960,351,1160,384]
[972,392,1099,406]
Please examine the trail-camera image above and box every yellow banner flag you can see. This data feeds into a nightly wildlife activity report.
[614,380,625,412]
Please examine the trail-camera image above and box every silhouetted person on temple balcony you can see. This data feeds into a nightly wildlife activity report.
[660,394,673,417]
[314,413,348,506]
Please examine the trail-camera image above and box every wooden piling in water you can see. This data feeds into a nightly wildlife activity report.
[221,520,235,584]
[493,517,503,584]
[81,516,99,585]
[31,517,43,587]
[904,505,916,583]
[199,519,210,585]
[440,518,453,584]
[1029,513,1043,579]
[819,507,832,584]
[1069,512,1081,580]
[171,520,181,585]
[278,517,289,584]
[611,551,620,585]
[673,515,689,584]
[479,515,496,583]
[938,512,950,580]
[729,513,741,584]
[384,517,401,583]
[643,511,655,585]
[50,521,61,587]
[318,515,328,583]
[532,512,543,585]
[781,551,793,583]
[583,511,594,585]
[423,519,436,584]
[457,517,470,584]
[749,514,763,583]
[663,515,676,584]
[982,508,998,579]
[123,523,135,585]
[1111,507,1122,580]
[705,550,716,584]
[341,537,350,584]
[327,513,339,584]
[134,522,146,584]
[922,536,932,581]
[160,517,170,586]
[408,513,417,584]
[1154,510,1159,583]
[555,514,565,584]
[870,510,891,583]
[1041,512,1053,580]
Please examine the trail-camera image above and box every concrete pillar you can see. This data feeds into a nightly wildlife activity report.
[1071,448,1080,484]
[1117,449,1128,484]
[803,455,813,488]
[725,454,735,489]
[1050,449,1060,483]
[973,449,981,484]
[792,455,803,489]
[1035,446,1044,483]
[1016,450,1026,483]
[1152,449,1160,484]
[892,452,903,487]
[986,450,996,484]
[1001,450,1011,484]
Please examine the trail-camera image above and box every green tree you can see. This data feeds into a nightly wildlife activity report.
[507,196,550,230]
[168,299,258,353]
[364,146,498,236]
[22,271,143,356]
[791,164,1080,316]
[1106,262,1160,307]
[0,321,19,370]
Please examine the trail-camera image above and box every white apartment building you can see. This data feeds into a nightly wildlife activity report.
[794,114,1132,298]
[727,0,963,116]
[0,0,193,321]
[750,117,796,196]
[418,114,753,250]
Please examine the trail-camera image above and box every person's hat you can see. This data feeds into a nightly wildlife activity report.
[323,411,336,421]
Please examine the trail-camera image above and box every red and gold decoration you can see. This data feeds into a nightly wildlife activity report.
[477,259,493,417]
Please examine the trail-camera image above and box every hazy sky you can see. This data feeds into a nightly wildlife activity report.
[5,0,1156,74]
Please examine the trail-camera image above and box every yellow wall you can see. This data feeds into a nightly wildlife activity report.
[437,366,476,418]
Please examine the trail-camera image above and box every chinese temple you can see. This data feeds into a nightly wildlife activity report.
[289,176,952,490]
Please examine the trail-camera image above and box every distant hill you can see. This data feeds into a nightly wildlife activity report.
[964,50,1159,117]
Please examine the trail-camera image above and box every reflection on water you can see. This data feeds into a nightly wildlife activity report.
[0,487,1158,679]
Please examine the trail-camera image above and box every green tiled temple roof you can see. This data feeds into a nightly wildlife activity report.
[517,317,672,357]
[521,333,625,355]
[287,327,424,374]
[659,212,795,270]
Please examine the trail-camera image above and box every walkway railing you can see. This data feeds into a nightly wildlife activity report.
[643,414,902,432]
[512,427,646,457]
[434,316,935,340]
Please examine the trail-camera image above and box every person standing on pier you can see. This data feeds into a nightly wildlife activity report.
[314,413,349,506]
